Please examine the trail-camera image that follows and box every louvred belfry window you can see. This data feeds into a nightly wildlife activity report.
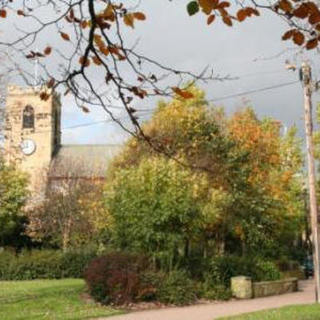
[23,105,34,129]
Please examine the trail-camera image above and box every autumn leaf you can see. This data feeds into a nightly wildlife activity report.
[207,14,215,25]
[222,15,233,26]
[81,20,88,29]
[79,56,90,67]
[172,87,194,99]
[282,29,295,40]
[306,38,318,50]
[44,46,52,55]
[123,14,134,28]
[47,78,55,88]
[245,7,260,16]
[237,9,247,22]
[309,12,320,24]
[82,106,90,113]
[92,56,102,65]
[187,1,199,16]
[293,31,305,45]
[199,0,214,15]
[40,92,50,101]
[292,4,309,19]
[218,2,230,9]
[133,12,146,20]
[17,10,25,16]
[0,9,7,18]
[278,0,293,13]
[100,46,110,56]
[60,32,70,41]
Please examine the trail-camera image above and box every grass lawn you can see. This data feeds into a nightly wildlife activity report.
[0,279,120,320]
[220,304,320,320]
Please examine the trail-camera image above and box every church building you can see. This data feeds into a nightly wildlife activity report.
[3,85,121,203]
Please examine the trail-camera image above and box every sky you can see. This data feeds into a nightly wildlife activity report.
[3,0,320,145]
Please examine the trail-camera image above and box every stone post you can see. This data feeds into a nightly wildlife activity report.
[231,276,253,299]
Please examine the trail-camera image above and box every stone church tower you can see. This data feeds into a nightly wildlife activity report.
[3,85,61,201]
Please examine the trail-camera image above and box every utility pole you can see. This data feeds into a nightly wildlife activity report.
[301,61,320,303]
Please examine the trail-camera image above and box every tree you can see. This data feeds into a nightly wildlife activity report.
[29,180,109,251]
[0,0,318,139]
[106,89,304,260]
[0,158,30,248]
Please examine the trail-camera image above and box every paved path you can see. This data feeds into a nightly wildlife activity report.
[99,279,315,320]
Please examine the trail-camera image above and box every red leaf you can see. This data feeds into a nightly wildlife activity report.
[207,14,216,25]
[0,9,7,18]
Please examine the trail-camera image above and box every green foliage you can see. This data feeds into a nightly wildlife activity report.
[107,89,304,262]
[200,283,232,301]
[106,157,205,271]
[187,1,199,16]
[0,160,29,248]
[157,270,197,305]
[0,249,96,280]
[208,255,281,287]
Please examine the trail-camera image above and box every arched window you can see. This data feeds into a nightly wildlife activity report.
[23,105,34,129]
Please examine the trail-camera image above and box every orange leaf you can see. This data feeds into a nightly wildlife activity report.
[282,29,295,40]
[81,20,88,29]
[278,0,293,13]
[0,9,7,18]
[123,14,134,28]
[293,31,305,45]
[244,7,259,17]
[199,0,214,14]
[218,1,230,9]
[222,15,233,26]
[92,56,102,65]
[309,12,320,24]
[207,14,216,25]
[306,38,318,50]
[172,87,194,99]
[133,12,146,20]
[237,9,247,22]
[99,46,110,56]
[292,4,309,19]
[79,56,90,67]
[60,32,70,41]
[40,92,50,101]
[17,9,25,16]
[44,46,52,55]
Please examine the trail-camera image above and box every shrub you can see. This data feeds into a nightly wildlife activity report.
[157,270,197,305]
[200,281,232,301]
[255,260,281,281]
[84,252,150,305]
[0,249,96,280]
[208,255,281,287]
[138,270,165,301]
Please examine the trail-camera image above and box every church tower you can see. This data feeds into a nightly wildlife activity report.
[3,85,61,200]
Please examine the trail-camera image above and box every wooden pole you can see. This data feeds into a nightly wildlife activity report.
[301,61,320,303]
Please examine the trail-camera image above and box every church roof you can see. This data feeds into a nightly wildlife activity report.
[49,144,122,179]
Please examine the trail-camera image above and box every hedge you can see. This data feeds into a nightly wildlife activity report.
[0,249,97,280]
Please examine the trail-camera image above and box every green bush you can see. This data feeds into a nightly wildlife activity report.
[208,255,281,287]
[255,260,281,281]
[157,270,197,305]
[0,249,96,280]
[200,282,232,301]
